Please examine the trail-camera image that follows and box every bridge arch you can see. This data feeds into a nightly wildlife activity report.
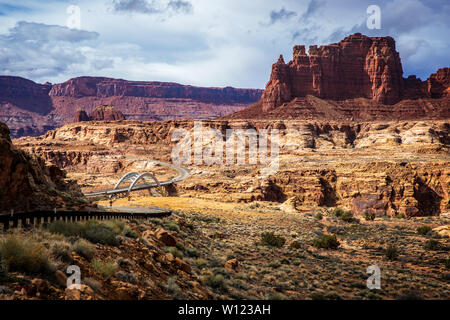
[126,172,162,197]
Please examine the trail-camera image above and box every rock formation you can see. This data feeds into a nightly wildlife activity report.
[228,33,449,120]
[14,119,450,218]
[0,122,86,213]
[261,34,405,112]
[73,109,91,122]
[73,105,126,122]
[0,76,263,138]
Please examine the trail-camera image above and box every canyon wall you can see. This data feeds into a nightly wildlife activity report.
[0,122,86,213]
[0,76,263,138]
[14,119,450,217]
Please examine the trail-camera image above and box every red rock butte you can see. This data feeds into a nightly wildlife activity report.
[226,33,449,120]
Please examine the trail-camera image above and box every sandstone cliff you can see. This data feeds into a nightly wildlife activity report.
[0,76,262,138]
[0,122,86,213]
[229,33,449,120]
[73,105,126,122]
[14,119,450,217]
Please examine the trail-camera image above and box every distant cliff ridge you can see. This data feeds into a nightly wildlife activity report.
[0,76,263,138]
[225,33,449,120]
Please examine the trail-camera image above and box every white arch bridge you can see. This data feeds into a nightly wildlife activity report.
[85,160,189,201]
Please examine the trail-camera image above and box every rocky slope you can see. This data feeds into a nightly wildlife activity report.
[0,76,262,138]
[14,119,450,218]
[0,122,86,213]
[225,33,449,120]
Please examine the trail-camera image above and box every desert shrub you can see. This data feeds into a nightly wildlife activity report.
[91,259,117,279]
[203,274,228,292]
[397,290,423,300]
[312,234,340,250]
[417,226,432,235]
[364,211,376,221]
[260,232,286,248]
[269,261,281,269]
[50,241,72,262]
[72,239,96,261]
[116,271,138,284]
[0,258,8,280]
[332,208,345,217]
[193,258,208,267]
[315,212,323,220]
[83,221,120,246]
[385,244,399,260]
[340,211,354,222]
[48,220,84,237]
[424,239,440,251]
[0,236,52,274]
[175,242,186,252]
[164,246,183,258]
[48,221,120,246]
[289,241,302,249]
[164,276,180,295]
[267,293,287,300]
[123,227,139,239]
[445,257,450,269]
[185,247,200,258]
[103,220,125,234]
[165,221,180,232]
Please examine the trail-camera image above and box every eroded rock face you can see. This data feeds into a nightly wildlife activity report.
[0,76,262,138]
[0,122,85,213]
[73,109,91,122]
[13,119,450,218]
[245,33,450,120]
[262,33,405,112]
[73,106,126,122]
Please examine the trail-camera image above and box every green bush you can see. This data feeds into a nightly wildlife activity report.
[260,232,286,248]
[48,220,84,237]
[424,239,440,251]
[364,211,376,221]
[164,246,183,258]
[50,241,72,262]
[417,226,432,235]
[340,211,354,222]
[83,221,120,246]
[0,236,52,274]
[185,247,200,258]
[332,208,345,217]
[193,258,208,267]
[315,212,323,220]
[269,261,281,268]
[123,227,139,239]
[73,239,96,261]
[445,257,450,269]
[289,241,302,249]
[203,274,228,292]
[91,259,117,279]
[0,258,8,280]
[385,244,399,260]
[312,234,340,250]
[48,220,120,246]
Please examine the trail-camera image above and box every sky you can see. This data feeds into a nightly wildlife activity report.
[0,0,448,89]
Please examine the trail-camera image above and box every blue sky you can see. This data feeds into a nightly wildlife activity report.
[0,0,448,88]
